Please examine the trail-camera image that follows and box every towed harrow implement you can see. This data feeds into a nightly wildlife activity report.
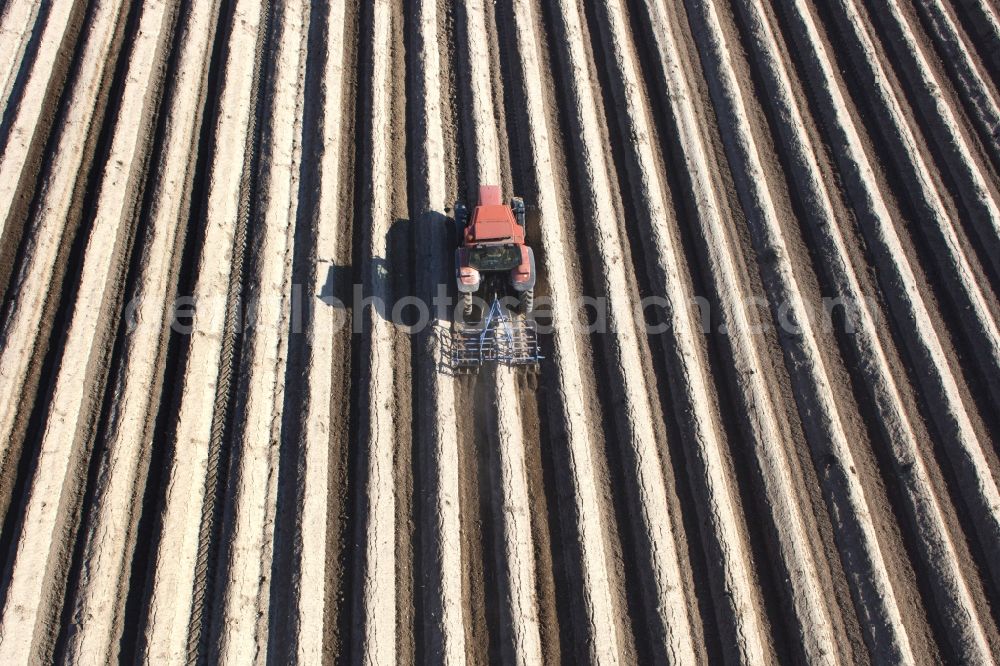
[450,297,542,370]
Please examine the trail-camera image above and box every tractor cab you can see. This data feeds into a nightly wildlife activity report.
[466,244,521,272]
[454,185,535,314]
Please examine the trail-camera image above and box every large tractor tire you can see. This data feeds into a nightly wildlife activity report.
[519,289,533,314]
[463,291,474,318]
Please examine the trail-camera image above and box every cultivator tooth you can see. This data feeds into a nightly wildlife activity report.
[451,298,542,370]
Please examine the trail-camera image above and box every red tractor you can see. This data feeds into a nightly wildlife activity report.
[455,185,536,316]
[451,185,541,368]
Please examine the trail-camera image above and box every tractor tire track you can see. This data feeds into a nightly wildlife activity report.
[139,0,266,659]
[210,0,306,661]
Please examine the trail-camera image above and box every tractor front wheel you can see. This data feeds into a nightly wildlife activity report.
[463,292,474,318]
[511,197,525,227]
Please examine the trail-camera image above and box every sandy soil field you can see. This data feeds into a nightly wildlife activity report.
[0,0,998,662]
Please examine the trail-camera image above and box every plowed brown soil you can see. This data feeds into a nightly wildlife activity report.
[0,0,998,662]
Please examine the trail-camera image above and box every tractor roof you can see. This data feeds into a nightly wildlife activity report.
[468,205,516,242]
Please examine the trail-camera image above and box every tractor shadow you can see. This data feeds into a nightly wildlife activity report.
[315,217,417,324]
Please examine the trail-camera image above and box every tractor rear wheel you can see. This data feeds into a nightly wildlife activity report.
[454,202,468,241]
[519,289,533,314]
